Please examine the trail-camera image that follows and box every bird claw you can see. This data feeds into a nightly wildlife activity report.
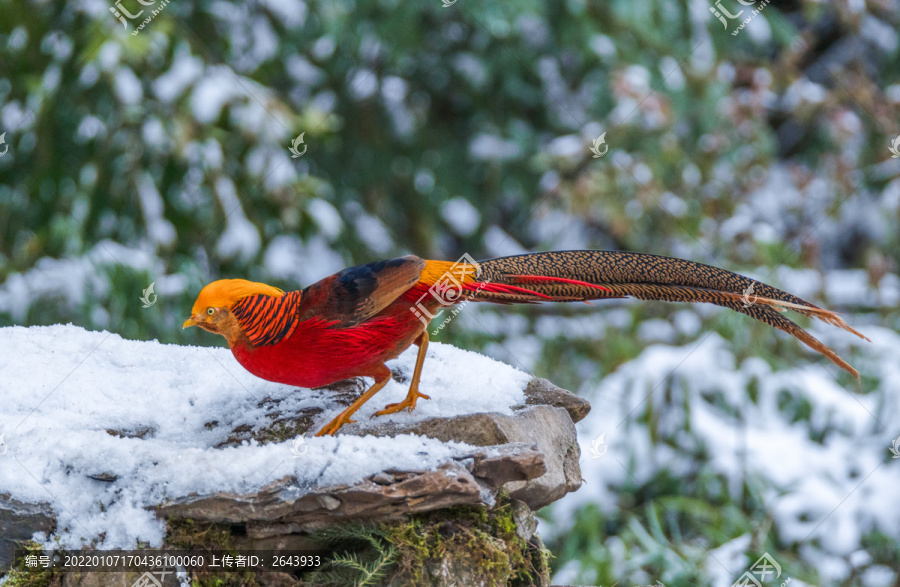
[314,415,356,437]
[374,390,430,417]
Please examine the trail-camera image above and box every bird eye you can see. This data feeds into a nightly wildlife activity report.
[207,308,215,315]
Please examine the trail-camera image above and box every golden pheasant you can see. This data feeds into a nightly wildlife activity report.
[184,251,867,436]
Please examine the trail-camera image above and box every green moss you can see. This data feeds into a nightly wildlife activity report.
[305,492,550,587]
[253,418,315,445]
[80,497,547,587]
[214,402,321,448]
[1,540,61,587]
[163,519,260,587]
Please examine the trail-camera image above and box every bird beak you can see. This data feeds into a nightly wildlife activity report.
[183,317,198,329]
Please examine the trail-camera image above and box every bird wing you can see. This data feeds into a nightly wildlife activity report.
[299,255,426,327]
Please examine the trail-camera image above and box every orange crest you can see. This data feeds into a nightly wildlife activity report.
[190,279,284,314]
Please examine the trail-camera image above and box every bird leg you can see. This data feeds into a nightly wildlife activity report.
[315,365,392,436]
[376,331,431,416]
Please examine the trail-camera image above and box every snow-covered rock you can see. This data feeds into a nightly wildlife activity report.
[0,325,587,565]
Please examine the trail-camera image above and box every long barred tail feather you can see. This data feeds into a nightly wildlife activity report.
[459,250,867,378]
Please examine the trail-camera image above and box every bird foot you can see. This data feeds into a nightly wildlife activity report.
[374,390,431,417]
[314,414,357,437]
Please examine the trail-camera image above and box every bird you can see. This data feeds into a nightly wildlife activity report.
[183,250,868,436]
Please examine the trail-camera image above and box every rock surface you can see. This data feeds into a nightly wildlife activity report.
[157,375,588,526]
[1,375,588,586]
[0,494,56,570]
[342,405,581,510]
[156,443,548,530]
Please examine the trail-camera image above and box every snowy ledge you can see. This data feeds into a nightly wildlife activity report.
[0,325,588,561]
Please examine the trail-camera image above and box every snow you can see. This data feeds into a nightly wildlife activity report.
[191,67,239,123]
[704,534,753,587]
[141,118,166,148]
[41,31,73,62]
[0,241,180,323]
[305,198,343,240]
[184,138,224,170]
[887,84,900,103]
[452,54,488,89]
[535,57,587,129]
[380,76,407,103]
[824,270,875,307]
[440,197,481,237]
[114,67,143,105]
[285,55,323,86]
[468,134,522,161]
[312,36,335,60]
[660,56,684,91]
[137,173,177,248]
[352,213,394,255]
[529,209,591,250]
[248,17,279,68]
[0,324,532,550]
[7,25,27,51]
[545,134,583,160]
[258,0,306,29]
[263,234,345,285]
[41,65,60,94]
[189,67,279,131]
[544,323,900,585]
[413,170,435,195]
[783,78,827,109]
[347,68,378,101]
[96,41,121,72]
[213,177,261,262]
[483,226,528,258]
[75,115,105,142]
[861,15,898,53]
[589,34,616,59]
[153,46,203,103]
[78,63,99,88]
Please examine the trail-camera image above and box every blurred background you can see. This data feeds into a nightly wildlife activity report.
[1,0,900,584]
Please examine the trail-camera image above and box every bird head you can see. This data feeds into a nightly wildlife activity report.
[183,279,284,342]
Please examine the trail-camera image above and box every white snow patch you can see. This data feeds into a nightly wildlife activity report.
[452,53,487,88]
[264,0,307,27]
[0,324,531,549]
[114,67,143,105]
[483,225,528,258]
[440,198,481,237]
[347,68,378,101]
[263,234,345,286]
[547,324,900,585]
[137,173,176,248]
[75,115,106,142]
[0,242,181,323]
[468,134,521,161]
[306,198,343,240]
[783,78,827,109]
[213,177,260,262]
[353,214,394,255]
[154,46,204,103]
[861,15,898,53]
[545,135,583,160]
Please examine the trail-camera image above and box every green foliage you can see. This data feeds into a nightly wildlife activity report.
[303,523,398,587]
[306,495,549,586]
[1,541,60,587]
[164,519,259,587]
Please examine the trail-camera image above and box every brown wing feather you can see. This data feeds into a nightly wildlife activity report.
[299,255,426,327]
